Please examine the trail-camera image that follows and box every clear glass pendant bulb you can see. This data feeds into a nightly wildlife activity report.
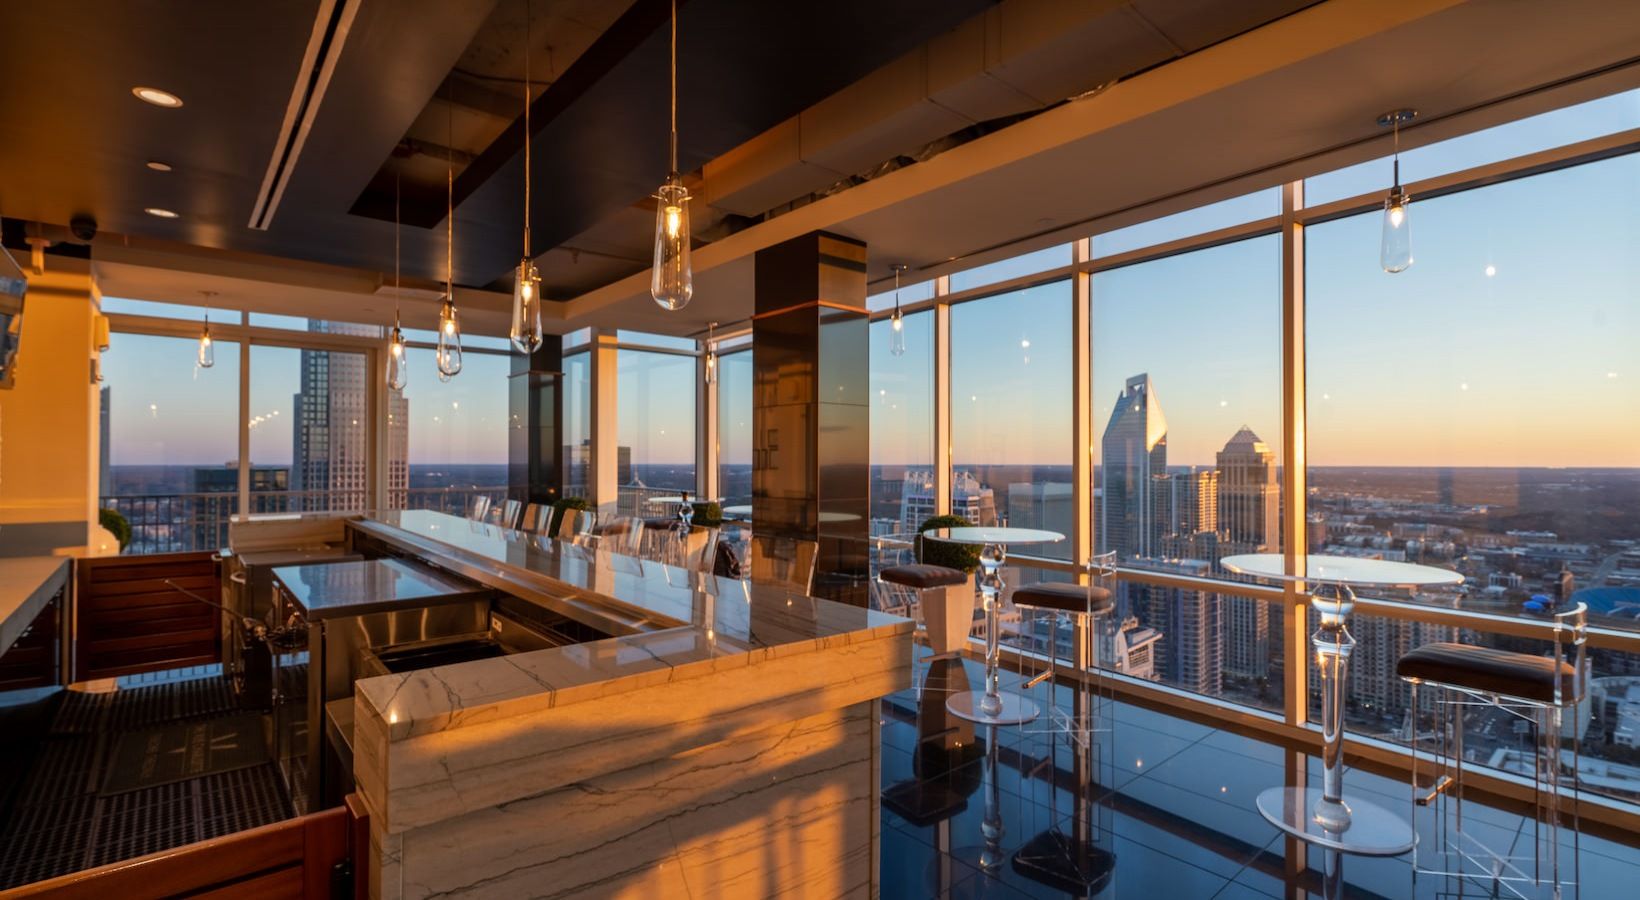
[510,258,543,353]
[197,322,214,369]
[889,309,906,357]
[386,324,408,391]
[1380,186,1413,274]
[651,177,693,310]
[704,347,717,384]
[436,297,463,377]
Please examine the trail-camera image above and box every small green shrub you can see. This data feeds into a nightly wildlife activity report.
[916,514,979,574]
[689,501,723,528]
[99,507,132,552]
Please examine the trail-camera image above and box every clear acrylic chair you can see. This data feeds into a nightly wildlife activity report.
[466,494,492,522]
[497,499,523,530]
[1398,602,1586,900]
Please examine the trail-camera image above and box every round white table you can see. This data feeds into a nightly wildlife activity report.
[925,526,1066,726]
[1221,553,1463,856]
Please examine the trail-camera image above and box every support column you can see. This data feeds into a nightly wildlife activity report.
[1280,179,1310,727]
[508,335,564,505]
[0,253,105,554]
[752,232,870,606]
[932,275,952,518]
[588,331,620,517]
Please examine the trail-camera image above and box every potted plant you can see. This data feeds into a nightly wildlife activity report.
[915,514,980,657]
[550,497,592,537]
[99,507,132,553]
[689,501,723,528]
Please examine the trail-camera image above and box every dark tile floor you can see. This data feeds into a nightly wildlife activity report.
[879,651,1640,899]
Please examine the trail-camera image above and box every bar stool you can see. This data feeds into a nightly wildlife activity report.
[520,503,549,534]
[466,494,492,522]
[878,559,971,658]
[1396,602,1586,899]
[497,499,523,529]
[1009,550,1119,894]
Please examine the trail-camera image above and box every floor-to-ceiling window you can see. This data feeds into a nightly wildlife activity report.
[1308,152,1640,801]
[870,311,934,536]
[250,341,372,514]
[562,351,591,500]
[617,348,696,514]
[100,331,241,554]
[1091,234,1284,710]
[398,347,510,515]
[717,350,752,508]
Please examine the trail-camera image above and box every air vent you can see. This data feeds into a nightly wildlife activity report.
[246,0,361,230]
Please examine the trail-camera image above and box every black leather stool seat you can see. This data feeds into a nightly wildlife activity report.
[879,564,968,589]
[1397,642,1575,704]
[1011,583,1114,614]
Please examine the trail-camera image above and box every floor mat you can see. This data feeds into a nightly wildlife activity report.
[101,713,269,795]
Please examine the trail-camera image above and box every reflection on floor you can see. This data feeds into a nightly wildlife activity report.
[0,673,292,889]
[880,649,1640,899]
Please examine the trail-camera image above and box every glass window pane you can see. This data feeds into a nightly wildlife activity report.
[949,244,1071,294]
[1306,88,1640,206]
[398,349,511,514]
[866,278,934,313]
[1093,234,1284,572]
[950,281,1072,559]
[1094,188,1279,258]
[401,328,513,351]
[250,341,375,514]
[717,351,752,507]
[617,349,696,513]
[1091,234,1283,708]
[870,311,933,535]
[247,312,314,331]
[1307,155,1639,635]
[100,332,241,553]
[562,352,591,499]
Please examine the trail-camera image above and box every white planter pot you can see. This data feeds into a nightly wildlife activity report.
[921,574,978,658]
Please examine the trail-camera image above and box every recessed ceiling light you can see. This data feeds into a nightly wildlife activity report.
[144,207,179,219]
[132,86,183,108]
[146,160,173,172]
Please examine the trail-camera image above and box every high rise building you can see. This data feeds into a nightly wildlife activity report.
[1216,426,1279,551]
[98,385,111,497]
[1100,373,1167,559]
[1007,481,1073,560]
[1154,467,1217,540]
[1118,558,1224,697]
[899,469,995,533]
[291,322,408,511]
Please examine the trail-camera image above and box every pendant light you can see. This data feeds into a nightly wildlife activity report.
[650,0,691,311]
[197,290,215,369]
[436,85,463,379]
[1378,108,1417,274]
[888,264,908,357]
[703,321,717,385]
[386,172,408,391]
[510,0,544,353]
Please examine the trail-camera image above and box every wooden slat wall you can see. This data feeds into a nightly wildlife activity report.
[0,589,60,691]
[74,553,220,681]
[0,803,359,900]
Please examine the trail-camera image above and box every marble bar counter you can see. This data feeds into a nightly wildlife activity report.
[346,510,914,899]
[0,556,69,660]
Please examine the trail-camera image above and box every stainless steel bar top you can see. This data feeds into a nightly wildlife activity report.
[346,509,912,742]
[270,557,489,621]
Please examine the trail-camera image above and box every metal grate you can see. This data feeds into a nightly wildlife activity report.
[0,675,294,890]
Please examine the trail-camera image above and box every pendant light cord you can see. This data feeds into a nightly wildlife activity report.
[523,0,531,254]
[393,170,401,327]
[447,82,454,297]
[1392,117,1401,188]
[668,0,678,174]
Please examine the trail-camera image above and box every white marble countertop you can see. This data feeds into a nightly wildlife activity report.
[0,556,69,658]
[348,510,912,743]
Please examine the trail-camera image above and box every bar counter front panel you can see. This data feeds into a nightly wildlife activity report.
[345,510,913,899]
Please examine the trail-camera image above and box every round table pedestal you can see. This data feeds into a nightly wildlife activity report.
[1256,786,1415,856]
[945,688,1040,727]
